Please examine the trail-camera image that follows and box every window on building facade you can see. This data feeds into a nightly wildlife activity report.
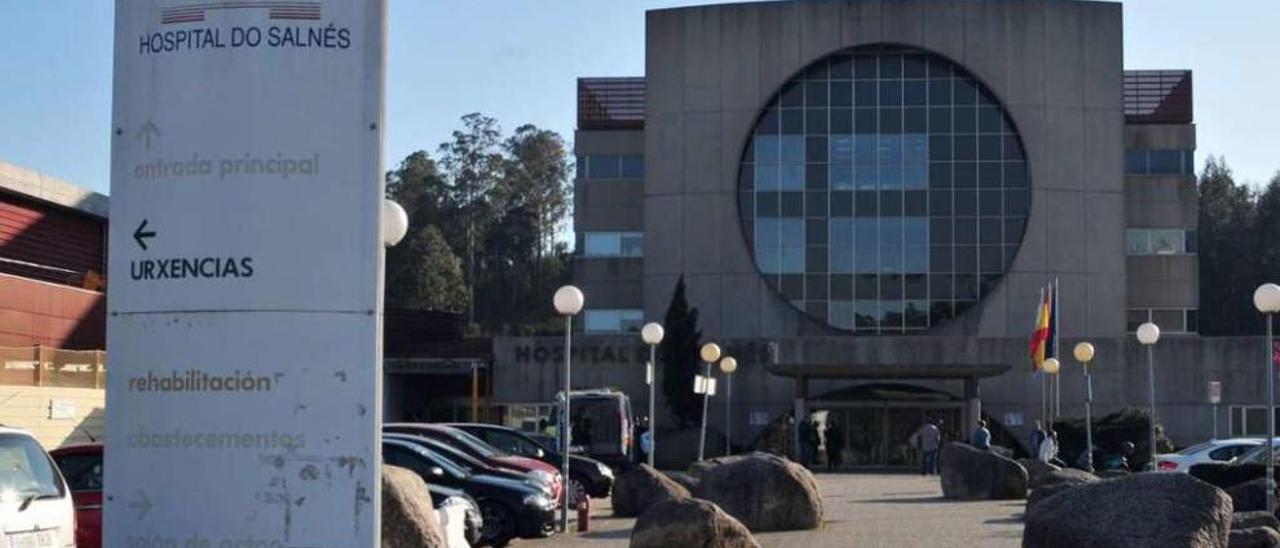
[1126,228,1197,255]
[739,46,1029,334]
[584,309,643,334]
[582,232,643,257]
[1230,406,1279,438]
[1125,149,1194,176]
[1126,308,1199,333]
[577,155,644,179]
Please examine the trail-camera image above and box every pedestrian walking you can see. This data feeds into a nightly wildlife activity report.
[914,419,942,476]
[825,420,844,471]
[971,419,992,450]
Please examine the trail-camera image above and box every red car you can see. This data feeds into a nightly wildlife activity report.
[49,443,104,548]
[384,423,563,503]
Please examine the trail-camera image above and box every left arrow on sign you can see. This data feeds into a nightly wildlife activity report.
[133,219,156,251]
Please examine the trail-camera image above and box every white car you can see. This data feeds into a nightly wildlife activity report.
[1155,438,1264,472]
[0,427,76,547]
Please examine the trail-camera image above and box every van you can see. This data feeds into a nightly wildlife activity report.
[549,389,634,468]
[0,427,76,547]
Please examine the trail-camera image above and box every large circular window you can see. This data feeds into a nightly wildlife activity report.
[739,45,1029,334]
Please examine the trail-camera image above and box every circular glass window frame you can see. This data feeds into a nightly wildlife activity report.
[736,44,1032,335]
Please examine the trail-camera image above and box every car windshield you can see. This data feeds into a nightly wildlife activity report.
[416,445,470,478]
[449,429,506,459]
[0,434,63,502]
[1177,442,1216,455]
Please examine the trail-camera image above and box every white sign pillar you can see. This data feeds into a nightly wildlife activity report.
[105,2,386,546]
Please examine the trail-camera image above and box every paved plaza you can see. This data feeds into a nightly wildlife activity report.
[547,473,1024,547]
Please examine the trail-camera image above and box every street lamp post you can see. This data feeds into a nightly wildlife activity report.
[1073,342,1096,472]
[698,343,722,462]
[719,356,737,456]
[552,285,584,533]
[1137,322,1161,471]
[640,323,665,468]
[1253,283,1280,514]
[1042,358,1060,432]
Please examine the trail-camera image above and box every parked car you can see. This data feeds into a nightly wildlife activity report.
[548,389,635,468]
[448,422,614,503]
[0,427,76,547]
[383,437,556,546]
[47,442,104,548]
[1155,438,1262,472]
[1188,438,1280,489]
[384,432,556,500]
[384,423,562,502]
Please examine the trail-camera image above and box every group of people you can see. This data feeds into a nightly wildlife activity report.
[798,417,845,470]
[1028,420,1065,466]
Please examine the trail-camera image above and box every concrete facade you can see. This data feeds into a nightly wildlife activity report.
[490,0,1256,458]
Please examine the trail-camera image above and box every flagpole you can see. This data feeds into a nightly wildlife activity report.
[1054,279,1061,422]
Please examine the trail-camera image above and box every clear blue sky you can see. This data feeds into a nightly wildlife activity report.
[0,1,1276,196]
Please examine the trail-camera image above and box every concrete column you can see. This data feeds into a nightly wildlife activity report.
[965,376,982,435]
[793,375,808,460]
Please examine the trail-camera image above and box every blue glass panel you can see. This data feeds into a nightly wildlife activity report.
[755,165,780,190]
[829,219,855,273]
[756,135,781,165]
[780,165,805,190]
[831,165,854,190]
[780,136,805,164]
[829,135,854,163]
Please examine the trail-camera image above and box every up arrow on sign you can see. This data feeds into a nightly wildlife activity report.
[133,219,156,251]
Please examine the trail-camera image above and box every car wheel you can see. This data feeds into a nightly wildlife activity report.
[479,500,516,547]
[569,474,590,506]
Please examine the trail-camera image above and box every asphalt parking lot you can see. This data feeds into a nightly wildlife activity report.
[538,472,1024,547]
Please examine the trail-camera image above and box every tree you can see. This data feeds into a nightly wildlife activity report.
[386,225,468,312]
[1197,157,1260,335]
[437,113,505,323]
[659,276,703,426]
[1255,174,1280,294]
[501,125,572,257]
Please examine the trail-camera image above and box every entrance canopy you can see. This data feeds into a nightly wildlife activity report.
[767,362,1010,380]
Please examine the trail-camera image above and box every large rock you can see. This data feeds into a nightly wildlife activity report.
[611,463,691,517]
[1024,473,1234,548]
[1228,526,1280,548]
[1019,459,1061,487]
[1234,511,1280,531]
[1038,468,1099,488]
[667,471,701,494]
[940,442,1028,500]
[1228,478,1277,514]
[382,465,446,548]
[630,498,760,548]
[689,452,823,532]
[1027,481,1078,511]
[1026,468,1100,511]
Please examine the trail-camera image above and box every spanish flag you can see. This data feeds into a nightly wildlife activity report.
[1028,287,1051,370]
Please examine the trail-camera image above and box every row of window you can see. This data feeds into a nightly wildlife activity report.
[1126,149,1194,176]
[1231,406,1280,438]
[576,154,644,179]
[584,309,643,334]
[752,217,1023,275]
[1126,308,1199,334]
[581,232,643,257]
[1126,228,1197,255]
